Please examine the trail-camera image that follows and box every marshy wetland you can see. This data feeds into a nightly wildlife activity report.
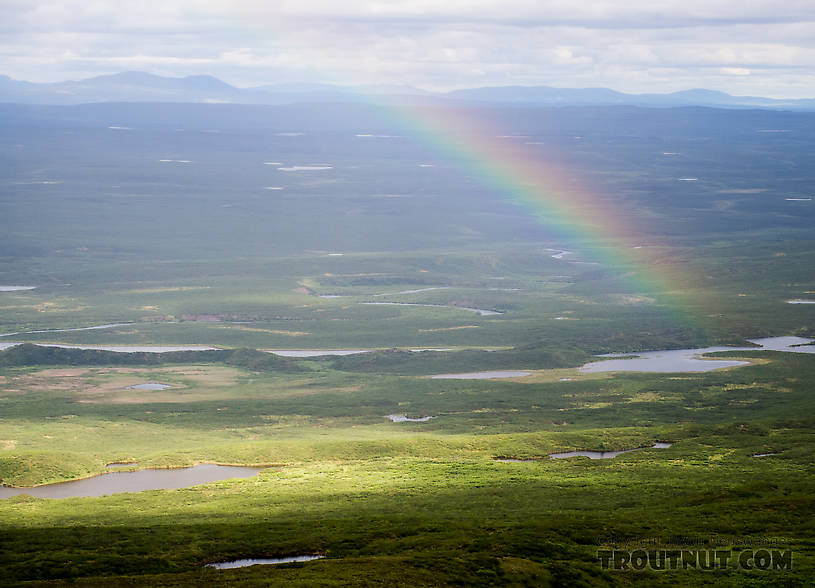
[1,102,815,586]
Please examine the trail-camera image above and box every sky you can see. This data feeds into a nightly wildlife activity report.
[2,0,815,97]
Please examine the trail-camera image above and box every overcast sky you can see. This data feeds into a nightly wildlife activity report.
[2,0,815,97]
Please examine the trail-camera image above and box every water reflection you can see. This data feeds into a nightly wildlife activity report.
[0,464,261,499]
[207,555,325,569]
[581,336,815,373]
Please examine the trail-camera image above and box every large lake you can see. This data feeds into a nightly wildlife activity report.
[0,464,261,499]
[580,336,815,373]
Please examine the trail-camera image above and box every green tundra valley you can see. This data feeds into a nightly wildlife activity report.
[1,98,814,586]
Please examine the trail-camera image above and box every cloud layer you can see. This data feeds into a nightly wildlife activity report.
[2,1,814,96]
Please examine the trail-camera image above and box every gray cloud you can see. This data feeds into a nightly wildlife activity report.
[1,1,814,97]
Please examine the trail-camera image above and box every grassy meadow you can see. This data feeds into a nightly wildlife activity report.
[0,347,814,585]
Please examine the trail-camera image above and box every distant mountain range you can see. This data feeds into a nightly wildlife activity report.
[2,71,814,110]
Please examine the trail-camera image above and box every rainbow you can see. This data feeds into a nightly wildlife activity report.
[215,9,702,328]
[355,96,700,325]
[222,8,699,326]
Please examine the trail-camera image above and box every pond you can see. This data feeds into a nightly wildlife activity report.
[750,336,815,353]
[580,347,750,373]
[385,414,434,422]
[0,464,262,499]
[0,343,219,353]
[549,442,672,460]
[207,555,325,569]
[264,349,371,357]
[360,302,502,316]
[580,336,815,373]
[374,287,450,296]
[0,322,133,337]
[265,348,453,357]
[545,248,573,259]
[0,344,452,356]
[493,443,672,462]
[126,383,174,390]
[409,348,454,352]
